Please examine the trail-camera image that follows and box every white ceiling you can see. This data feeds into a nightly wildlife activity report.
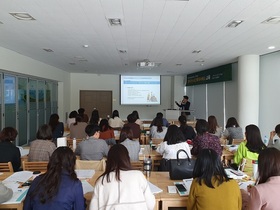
[0,0,279,76]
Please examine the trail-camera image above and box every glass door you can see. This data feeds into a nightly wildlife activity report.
[18,77,28,146]
[4,75,16,128]
[28,79,38,141]
[38,80,45,126]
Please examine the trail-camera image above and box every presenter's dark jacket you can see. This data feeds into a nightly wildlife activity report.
[175,101,190,115]
[0,141,21,171]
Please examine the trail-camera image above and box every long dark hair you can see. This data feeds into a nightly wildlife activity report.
[99,119,112,132]
[119,127,133,142]
[49,114,60,132]
[112,110,120,118]
[193,149,229,188]
[132,110,140,119]
[30,147,77,203]
[89,109,99,125]
[178,115,188,136]
[36,124,52,140]
[245,124,266,153]
[225,117,240,128]
[258,148,280,184]
[164,125,185,145]
[98,144,132,184]
[154,116,163,133]
[208,115,219,134]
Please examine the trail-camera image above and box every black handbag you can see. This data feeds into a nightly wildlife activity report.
[169,149,196,180]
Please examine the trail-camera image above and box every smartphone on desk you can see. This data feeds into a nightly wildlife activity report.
[175,184,187,193]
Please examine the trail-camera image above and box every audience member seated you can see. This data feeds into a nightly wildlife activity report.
[28,124,56,162]
[66,110,78,129]
[0,127,21,172]
[233,124,266,172]
[108,110,125,128]
[0,182,13,203]
[90,144,155,210]
[223,117,243,144]
[89,109,101,125]
[75,124,109,160]
[78,108,89,123]
[268,124,280,150]
[24,147,85,210]
[119,127,140,161]
[99,119,116,145]
[70,115,87,139]
[191,119,222,157]
[178,115,196,141]
[49,113,64,142]
[186,149,241,210]
[150,112,170,127]
[208,115,223,138]
[150,116,167,139]
[157,125,191,171]
[123,113,141,139]
[242,148,280,210]
[132,110,143,128]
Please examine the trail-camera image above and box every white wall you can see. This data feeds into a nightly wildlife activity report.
[0,46,71,119]
[70,73,185,120]
[259,51,280,137]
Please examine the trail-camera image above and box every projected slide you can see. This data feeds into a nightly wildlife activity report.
[120,76,161,105]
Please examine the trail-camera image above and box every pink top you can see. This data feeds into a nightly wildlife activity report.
[248,176,280,210]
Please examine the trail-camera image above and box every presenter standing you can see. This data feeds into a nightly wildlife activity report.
[175,95,190,116]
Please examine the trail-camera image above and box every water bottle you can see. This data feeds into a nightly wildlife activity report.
[73,138,77,151]
[252,160,258,180]
[143,156,152,177]
[263,136,268,146]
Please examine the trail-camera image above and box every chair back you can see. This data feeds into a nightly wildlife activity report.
[151,138,164,145]
[22,161,48,172]
[0,162,14,172]
[232,139,244,145]
[131,161,143,170]
[75,159,106,171]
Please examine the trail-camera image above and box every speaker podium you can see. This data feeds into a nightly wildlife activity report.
[165,109,181,121]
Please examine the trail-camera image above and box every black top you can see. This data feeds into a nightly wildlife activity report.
[175,101,191,115]
[179,125,196,140]
[0,141,21,171]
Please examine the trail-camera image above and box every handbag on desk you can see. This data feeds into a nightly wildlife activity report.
[169,149,196,180]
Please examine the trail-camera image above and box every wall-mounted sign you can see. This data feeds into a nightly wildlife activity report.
[186,64,232,86]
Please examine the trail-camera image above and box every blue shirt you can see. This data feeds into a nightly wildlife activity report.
[23,172,85,210]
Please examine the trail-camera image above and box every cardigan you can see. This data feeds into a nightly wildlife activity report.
[248,176,280,210]
[90,170,155,210]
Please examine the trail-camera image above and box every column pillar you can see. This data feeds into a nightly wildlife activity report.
[237,55,260,129]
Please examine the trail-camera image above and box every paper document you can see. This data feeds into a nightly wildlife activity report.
[238,180,255,191]
[3,171,33,183]
[2,188,29,204]
[183,178,193,195]
[75,169,95,179]
[81,180,94,194]
[148,181,162,194]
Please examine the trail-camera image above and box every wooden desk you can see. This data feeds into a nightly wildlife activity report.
[139,145,162,171]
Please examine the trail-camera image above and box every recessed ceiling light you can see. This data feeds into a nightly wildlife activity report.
[176,64,182,66]
[69,63,76,65]
[192,50,201,53]
[83,45,89,48]
[10,12,35,21]
[108,18,122,26]
[262,16,280,24]
[43,49,54,52]
[226,20,243,28]
[268,46,275,50]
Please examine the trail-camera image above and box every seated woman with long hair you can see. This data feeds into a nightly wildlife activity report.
[150,116,167,139]
[24,147,85,210]
[156,125,191,171]
[208,115,223,138]
[187,149,241,210]
[120,127,140,161]
[99,119,116,145]
[90,144,155,210]
[70,115,87,139]
[242,148,280,210]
